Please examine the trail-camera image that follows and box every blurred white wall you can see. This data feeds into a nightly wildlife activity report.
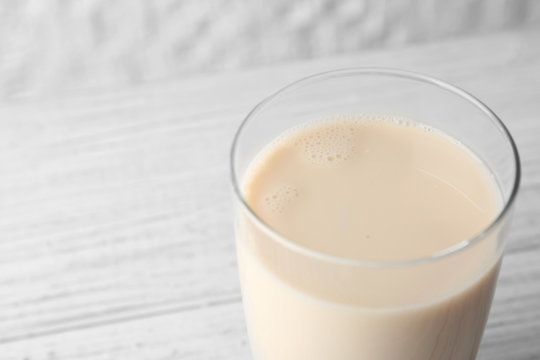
[0,0,539,100]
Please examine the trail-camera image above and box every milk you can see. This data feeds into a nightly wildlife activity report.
[236,117,502,360]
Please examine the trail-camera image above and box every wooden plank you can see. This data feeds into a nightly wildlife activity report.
[1,302,251,360]
[1,249,539,360]
[0,28,539,358]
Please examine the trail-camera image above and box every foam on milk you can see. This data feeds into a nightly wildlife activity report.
[293,121,356,164]
[267,114,437,166]
[264,184,299,214]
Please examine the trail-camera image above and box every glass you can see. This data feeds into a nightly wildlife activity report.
[230,68,520,360]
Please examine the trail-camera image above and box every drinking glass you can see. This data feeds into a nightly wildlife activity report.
[230,68,520,360]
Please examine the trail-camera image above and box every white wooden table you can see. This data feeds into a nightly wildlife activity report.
[1,28,539,360]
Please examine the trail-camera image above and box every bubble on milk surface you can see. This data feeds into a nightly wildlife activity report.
[292,117,357,165]
[264,184,299,213]
[275,113,438,166]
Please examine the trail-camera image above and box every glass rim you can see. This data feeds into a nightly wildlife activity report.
[230,67,521,268]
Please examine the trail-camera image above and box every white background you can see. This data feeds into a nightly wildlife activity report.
[0,0,539,100]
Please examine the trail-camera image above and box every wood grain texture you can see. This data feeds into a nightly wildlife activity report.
[0,28,539,359]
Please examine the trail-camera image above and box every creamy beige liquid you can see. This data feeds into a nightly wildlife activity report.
[237,117,502,360]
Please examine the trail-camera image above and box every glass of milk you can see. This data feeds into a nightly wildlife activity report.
[230,68,520,360]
